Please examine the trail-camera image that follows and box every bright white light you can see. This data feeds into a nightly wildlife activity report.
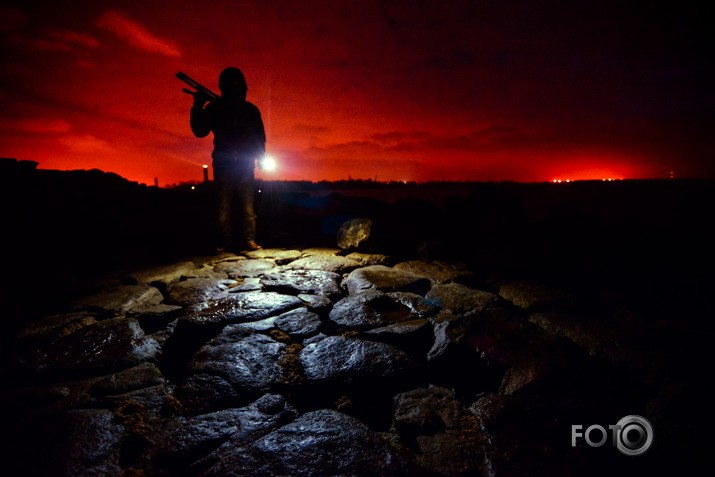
[262,155,277,172]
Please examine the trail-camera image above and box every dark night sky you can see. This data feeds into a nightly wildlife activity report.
[1,0,712,185]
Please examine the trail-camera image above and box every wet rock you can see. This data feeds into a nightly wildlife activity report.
[201,409,422,476]
[244,248,302,264]
[300,335,420,385]
[427,318,468,364]
[103,383,171,417]
[394,260,473,284]
[181,264,230,280]
[165,277,236,306]
[499,280,576,311]
[301,247,342,256]
[187,327,288,399]
[328,289,412,329]
[239,277,264,292]
[176,374,240,416]
[298,293,333,314]
[238,316,279,331]
[346,252,392,266]
[388,291,441,317]
[185,292,304,327]
[89,362,165,396]
[337,217,373,250]
[15,318,161,380]
[123,261,199,286]
[213,259,276,278]
[190,394,299,472]
[148,320,176,348]
[343,265,431,295]
[362,318,433,354]
[282,254,362,274]
[274,308,322,338]
[16,311,98,346]
[425,283,498,314]
[427,309,538,394]
[151,394,297,471]
[73,284,175,316]
[392,385,465,437]
[260,269,344,300]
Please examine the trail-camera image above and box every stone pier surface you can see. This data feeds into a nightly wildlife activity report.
[0,248,703,476]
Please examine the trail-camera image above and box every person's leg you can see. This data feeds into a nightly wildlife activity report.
[236,170,259,249]
[214,169,233,251]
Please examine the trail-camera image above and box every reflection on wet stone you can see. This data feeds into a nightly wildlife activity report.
[4,240,696,476]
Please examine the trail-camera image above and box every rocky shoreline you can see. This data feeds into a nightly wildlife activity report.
[0,247,704,476]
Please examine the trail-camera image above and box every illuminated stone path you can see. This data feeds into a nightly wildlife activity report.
[0,248,698,475]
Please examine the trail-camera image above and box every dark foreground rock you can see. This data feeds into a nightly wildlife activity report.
[1,244,704,476]
[201,409,424,476]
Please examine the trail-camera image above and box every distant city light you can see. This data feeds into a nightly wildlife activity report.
[552,177,624,183]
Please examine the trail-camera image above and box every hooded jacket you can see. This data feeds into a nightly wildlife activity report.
[191,93,266,173]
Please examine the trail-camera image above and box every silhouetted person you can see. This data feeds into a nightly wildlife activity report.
[190,67,266,252]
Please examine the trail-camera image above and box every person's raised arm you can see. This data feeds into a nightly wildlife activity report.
[190,92,212,138]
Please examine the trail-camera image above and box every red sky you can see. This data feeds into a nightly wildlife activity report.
[1,0,712,185]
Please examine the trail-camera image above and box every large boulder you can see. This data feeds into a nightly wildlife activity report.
[337,218,373,250]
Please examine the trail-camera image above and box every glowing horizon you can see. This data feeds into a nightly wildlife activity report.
[1,1,712,186]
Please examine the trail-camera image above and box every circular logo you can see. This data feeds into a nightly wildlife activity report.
[615,415,654,456]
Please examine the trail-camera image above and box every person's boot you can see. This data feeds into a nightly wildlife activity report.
[246,240,262,251]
